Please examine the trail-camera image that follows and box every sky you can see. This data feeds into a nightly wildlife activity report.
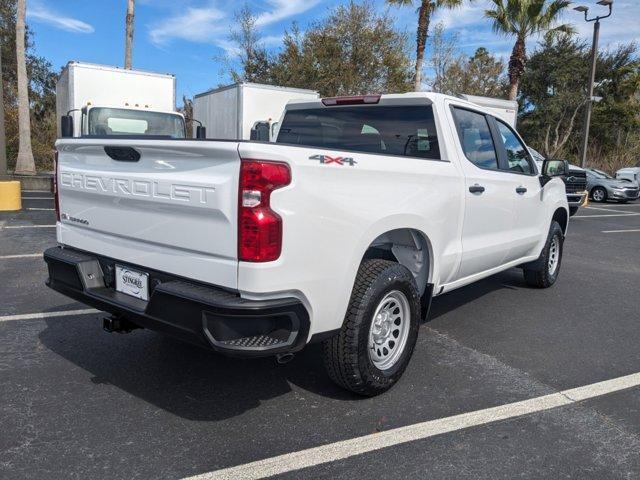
[26,0,640,105]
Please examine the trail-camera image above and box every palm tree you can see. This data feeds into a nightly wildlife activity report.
[14,0,35,175]
[387,0,466,91]
[485,0,574,101]
[124,0,135,69]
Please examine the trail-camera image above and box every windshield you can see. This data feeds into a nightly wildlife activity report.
[87,107,185,138]
[527,147,545,162]
[588,169,613,179]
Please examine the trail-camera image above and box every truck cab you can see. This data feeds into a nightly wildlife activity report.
[73,104,186,138]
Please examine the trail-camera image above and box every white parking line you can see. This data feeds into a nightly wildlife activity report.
[0,253,42,259]
[587,203,640,208]
[585,206,637,214]
[602,229,640,234]
[21,190,51,193]
[184,372,640,480]
[26,208,55,211]
[574,213,640,219]
[2,224,56,229]
[0,308,99,323]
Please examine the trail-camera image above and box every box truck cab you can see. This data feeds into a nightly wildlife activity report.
[75,104,185,138]
[56,62,186,139]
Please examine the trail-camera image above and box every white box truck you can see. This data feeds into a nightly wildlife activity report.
[459,94,518,128]
[193,83,319,141]
[56,62,186,138]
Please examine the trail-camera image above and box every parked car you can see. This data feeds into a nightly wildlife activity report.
[529,147,587,216]
[616,167,640,184]
[45,92,569,396]
[586,168,640,203]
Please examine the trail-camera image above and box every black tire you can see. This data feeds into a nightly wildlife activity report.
[591,187,607,203]
[322,259,421,396]
[569,206,579,217]
[522,221,564,288]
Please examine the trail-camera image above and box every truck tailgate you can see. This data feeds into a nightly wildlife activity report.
[55,139,240,289]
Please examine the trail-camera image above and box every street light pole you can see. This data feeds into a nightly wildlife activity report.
[574,0,613,169]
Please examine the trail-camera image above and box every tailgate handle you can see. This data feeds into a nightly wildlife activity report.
[104,146,141,162]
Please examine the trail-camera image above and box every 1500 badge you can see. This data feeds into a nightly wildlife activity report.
[309,154,357,166]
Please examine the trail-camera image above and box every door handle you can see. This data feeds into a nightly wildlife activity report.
[469,184,485,194]
[516,186,527,194]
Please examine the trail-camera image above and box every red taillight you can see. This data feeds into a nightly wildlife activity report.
[53,150,60,221]
[321,95,381,106]
[238,159,291,262]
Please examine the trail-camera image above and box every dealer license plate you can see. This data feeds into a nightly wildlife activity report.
[115,265,149,301]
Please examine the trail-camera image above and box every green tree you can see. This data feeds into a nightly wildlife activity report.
[485,0,573,101]
[519,35,640,170]
[1,0,58,171]
[269,1,413,96]
[519,35,589,158]
[229,5,272,84]
[387,0,466,91]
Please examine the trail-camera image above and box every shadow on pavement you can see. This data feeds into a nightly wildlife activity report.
[36,269,525,423]
[38,313,355,422]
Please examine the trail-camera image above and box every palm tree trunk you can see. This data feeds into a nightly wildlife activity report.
[14,0,35,175]
[414,0,431,91]
[0,46,7,176]
[124,0,135,69]
[507,36,526,101]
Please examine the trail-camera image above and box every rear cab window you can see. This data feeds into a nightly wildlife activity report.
[276,105,441,160]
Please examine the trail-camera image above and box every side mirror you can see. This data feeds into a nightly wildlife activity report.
[540,159,569,187]
[542,159,569,177]
[60,115,74,138]
[250,121,271,142]
[195,125,206,140]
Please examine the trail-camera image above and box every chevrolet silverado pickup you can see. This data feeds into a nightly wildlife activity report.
[45,92,569,396]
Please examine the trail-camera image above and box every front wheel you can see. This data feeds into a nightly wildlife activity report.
[591,187,607,203]
[522,221,564,288]
[322,259,421,396]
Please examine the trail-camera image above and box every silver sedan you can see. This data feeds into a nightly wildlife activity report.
[586,169,640,203]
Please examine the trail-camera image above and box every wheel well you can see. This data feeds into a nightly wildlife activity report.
[362,229,431,296]
[552,208,568,235]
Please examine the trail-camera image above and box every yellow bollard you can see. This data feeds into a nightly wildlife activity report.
[0,180,22,211]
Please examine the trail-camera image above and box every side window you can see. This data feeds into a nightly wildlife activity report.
[495,121,534,174]
[451,107,499,170]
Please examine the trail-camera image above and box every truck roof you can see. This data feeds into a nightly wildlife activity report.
[62,61,175,79]
[284,91,482,109]
[195,82,319,99]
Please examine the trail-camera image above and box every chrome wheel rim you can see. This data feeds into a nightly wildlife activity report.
[593,189,605,202]
[368,290,411,370]
[548,236,560,276]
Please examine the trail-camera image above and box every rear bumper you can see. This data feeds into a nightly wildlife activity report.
[44,246,310,357]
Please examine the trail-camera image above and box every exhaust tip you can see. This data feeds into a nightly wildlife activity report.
[276,352,295,365]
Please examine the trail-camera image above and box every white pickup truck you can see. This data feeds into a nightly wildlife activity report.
[45,92,569,396]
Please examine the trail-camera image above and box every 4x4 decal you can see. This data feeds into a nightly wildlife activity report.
[309,154,357,166]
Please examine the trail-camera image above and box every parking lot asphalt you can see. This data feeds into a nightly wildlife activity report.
[1,193,639,479]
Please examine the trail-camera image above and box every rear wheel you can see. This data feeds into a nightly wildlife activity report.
[569,206,579,217]
[322,259,421,396]
[591,187,607,203]
[523,221,564,288]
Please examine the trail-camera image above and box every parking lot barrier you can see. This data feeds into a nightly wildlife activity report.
[0,180,22,211]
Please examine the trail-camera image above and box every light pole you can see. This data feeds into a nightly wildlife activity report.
[574,0,613,169]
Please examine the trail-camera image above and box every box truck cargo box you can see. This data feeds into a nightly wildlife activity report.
[459,94,518,128]
[56,62,184,138]
[193,83,319,140]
